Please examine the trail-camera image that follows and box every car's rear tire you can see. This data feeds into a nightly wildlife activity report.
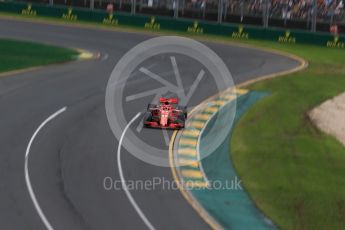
[175,114,185,128]
[177,106,187,118]
[147,104,156,110]
[143,112,152,127]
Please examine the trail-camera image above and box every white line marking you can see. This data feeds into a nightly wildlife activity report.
[25,107,67,230]
[117,112,155,230]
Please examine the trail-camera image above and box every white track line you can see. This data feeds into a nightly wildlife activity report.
[117,112,155,230]
[24,107,67,230]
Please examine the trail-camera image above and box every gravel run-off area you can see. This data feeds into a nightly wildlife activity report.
[309,92,345,146]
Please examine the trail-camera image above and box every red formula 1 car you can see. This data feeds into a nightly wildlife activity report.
[143,97,187,130]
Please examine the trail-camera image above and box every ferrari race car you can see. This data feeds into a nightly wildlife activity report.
[143,97,187,130]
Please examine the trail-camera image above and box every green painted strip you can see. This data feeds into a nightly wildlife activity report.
[192,91,277,229]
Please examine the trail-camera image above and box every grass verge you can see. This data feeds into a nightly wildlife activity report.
[231,43,345,229]
[0,38,78,73]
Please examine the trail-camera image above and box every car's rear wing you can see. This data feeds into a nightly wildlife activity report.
[160,97,178,104]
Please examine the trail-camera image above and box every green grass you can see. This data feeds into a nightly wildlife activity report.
[0,39,78,73]
[231,43,345,229]
[1,11,345,229]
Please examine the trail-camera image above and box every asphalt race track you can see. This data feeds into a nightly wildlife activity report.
[0,18,300,230]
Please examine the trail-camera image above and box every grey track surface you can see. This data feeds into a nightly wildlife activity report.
[0,18,300,230]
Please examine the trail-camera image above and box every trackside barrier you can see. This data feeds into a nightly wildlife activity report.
[1,1,344,48]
